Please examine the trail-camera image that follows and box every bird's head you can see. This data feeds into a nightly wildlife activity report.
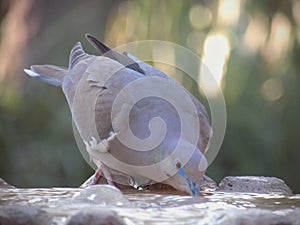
[162,144,207,196]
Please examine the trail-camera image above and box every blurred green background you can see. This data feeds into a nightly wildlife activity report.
[0,0,299,192]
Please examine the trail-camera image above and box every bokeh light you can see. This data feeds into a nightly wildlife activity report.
[0,0,299,193]
[199,33,231,95]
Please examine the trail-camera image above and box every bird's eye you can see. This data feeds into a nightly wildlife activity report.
[175,159,182,169]
[174,158,186,177]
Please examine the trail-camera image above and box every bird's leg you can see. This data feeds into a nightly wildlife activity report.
[90,167,102,185]
[91,159,114,186]
[101,164,114,186]
[91,160,137,187]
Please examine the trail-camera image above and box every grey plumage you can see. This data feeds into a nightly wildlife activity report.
[24,35,212,196]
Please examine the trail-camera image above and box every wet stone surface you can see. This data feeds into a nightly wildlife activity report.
[0,176,299,225]
[217,176,293,195]
[0,178,15,189]
[72,185,130,206]
[66,208,125,225]
[0,205,52,225]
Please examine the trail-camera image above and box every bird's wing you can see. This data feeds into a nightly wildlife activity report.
[125,52,212,152]
[72,56,155,185]
[69,55,141,150]
[85,34,212,153]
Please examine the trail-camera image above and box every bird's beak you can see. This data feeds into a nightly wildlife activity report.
[178,167,200,196]
[185,177,200,196]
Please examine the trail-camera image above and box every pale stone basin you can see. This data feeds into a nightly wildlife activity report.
[0,177,299,225]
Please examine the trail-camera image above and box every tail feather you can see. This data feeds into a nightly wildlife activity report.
[24,42,87,86]
[69,42,89,69]
[24,65,67,86]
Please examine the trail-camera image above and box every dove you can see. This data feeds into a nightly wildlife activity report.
[24,34,212,196]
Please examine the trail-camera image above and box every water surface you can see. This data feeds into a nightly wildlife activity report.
[1,187,299,224]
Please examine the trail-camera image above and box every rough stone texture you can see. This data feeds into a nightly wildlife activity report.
[217,176,293,195]
[212,208,300,225]
[0,205,52,225]
[66,208,125,225]
[200,175,217,191]
[0,178,15,189]
[0,176,298,224]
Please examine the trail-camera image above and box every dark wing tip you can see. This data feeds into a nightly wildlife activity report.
[85,33,111,54]
[85,33,145,75]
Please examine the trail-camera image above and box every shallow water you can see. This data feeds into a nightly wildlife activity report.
[1,187,300,224]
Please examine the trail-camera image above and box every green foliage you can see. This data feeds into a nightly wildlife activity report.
[0,0,299,192]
